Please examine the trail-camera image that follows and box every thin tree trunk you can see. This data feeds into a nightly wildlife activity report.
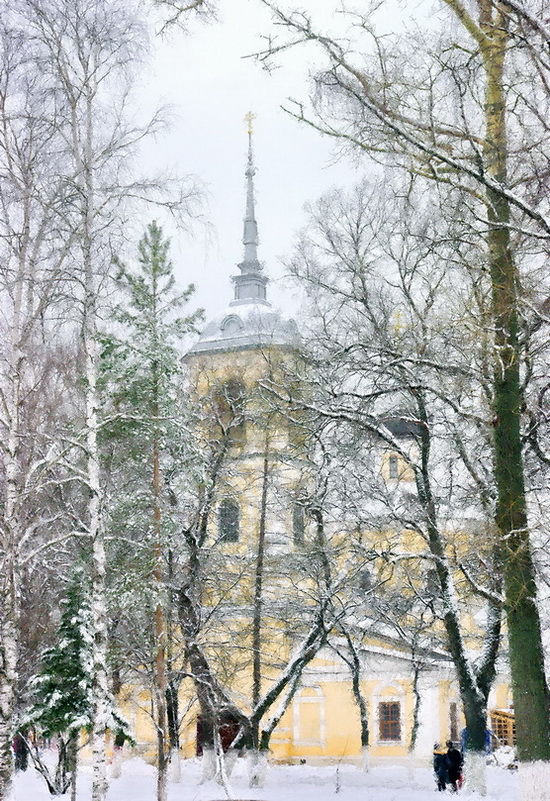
[70,734,78,801]
[0,211,27,799]
[0,597,18,799]
[342,631,369,770]
[251,445,269,751]
[150,245,169,801]
[166,680,181,782]
[87,297,109,801]
[413,389,495,793]
[153,431,168,801]
[1,416,20,798]
[79,86,109,801]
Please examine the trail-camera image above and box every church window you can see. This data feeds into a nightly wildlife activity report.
[293,503,305,545]
[358,568,373,591]
[388,454,399,479]
[378,702,401,741]
[220,315,243,335]
[218,498,240,543]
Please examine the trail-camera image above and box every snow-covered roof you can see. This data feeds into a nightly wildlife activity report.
[187,298,299,356]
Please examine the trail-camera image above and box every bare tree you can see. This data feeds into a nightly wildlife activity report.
[273,176,509,791]
[0,13,84,794]
[170,361,346,789]
[255,2,550,790]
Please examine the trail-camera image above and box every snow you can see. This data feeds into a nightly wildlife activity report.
[11,754,519,800]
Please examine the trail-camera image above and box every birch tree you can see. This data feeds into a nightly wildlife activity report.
[0,14,80,795]
[10,2,173,798]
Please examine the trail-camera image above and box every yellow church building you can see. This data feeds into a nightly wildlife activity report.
[120,131,513,771]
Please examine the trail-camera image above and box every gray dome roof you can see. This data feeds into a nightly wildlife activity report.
[187,297,299,356]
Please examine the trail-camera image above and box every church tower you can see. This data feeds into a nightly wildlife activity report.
[184,123,308,745]
[187,127,297,363]
[185,123,303,551]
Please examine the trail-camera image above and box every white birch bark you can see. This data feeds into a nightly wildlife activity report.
[84,270,109,801]
[519,761,550,801]
[79,69,110,801]
[463,751,487,797]
[0,156,37,797]
[28,2,150,795]
[0,336,23,800]
[168,747,181,782]
[0,598,18,799]
[247,748,268,788]
[200,747,217,783]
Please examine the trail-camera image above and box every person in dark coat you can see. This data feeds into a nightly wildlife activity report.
[446,740,463,792]
[433,743,449,791]
[12,733,28,772]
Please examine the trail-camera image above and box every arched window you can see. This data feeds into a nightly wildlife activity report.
[388,454,399,479]
[293,503,305,545]
[218,498,240,543]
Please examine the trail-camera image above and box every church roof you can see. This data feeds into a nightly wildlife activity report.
[187,123,298,357]
[187,297,299,355]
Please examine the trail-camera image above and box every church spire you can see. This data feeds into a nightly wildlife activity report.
[231,113,269,305]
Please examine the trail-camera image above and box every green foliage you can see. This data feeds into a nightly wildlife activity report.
[26,576,93,738]
[102,220,202,418]
[100,221,202,473]
[99,221,202,677]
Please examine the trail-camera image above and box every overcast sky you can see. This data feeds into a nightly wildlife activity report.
[138,0,362,323]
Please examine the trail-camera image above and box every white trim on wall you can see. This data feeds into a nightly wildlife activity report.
[293,685,326,748]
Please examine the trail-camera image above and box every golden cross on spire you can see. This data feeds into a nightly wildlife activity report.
[244,111,256,135]
[392,309,403,335]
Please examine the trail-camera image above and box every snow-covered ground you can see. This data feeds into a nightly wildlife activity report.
[11,754,519,800]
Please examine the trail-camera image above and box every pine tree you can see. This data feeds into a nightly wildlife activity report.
[25,576,92,796]
[101,221,202,800]
[25,575,128,797]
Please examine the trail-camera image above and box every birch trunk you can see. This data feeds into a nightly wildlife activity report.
[68,60,110,801]
[0,190,30,797]
[0,438,21,798]
[0,594,18,800]
[85,287,109,801]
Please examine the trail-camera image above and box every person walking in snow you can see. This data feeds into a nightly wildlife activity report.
[433,743,450,791]
[12,733,28,772]
[446,740,463,792]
